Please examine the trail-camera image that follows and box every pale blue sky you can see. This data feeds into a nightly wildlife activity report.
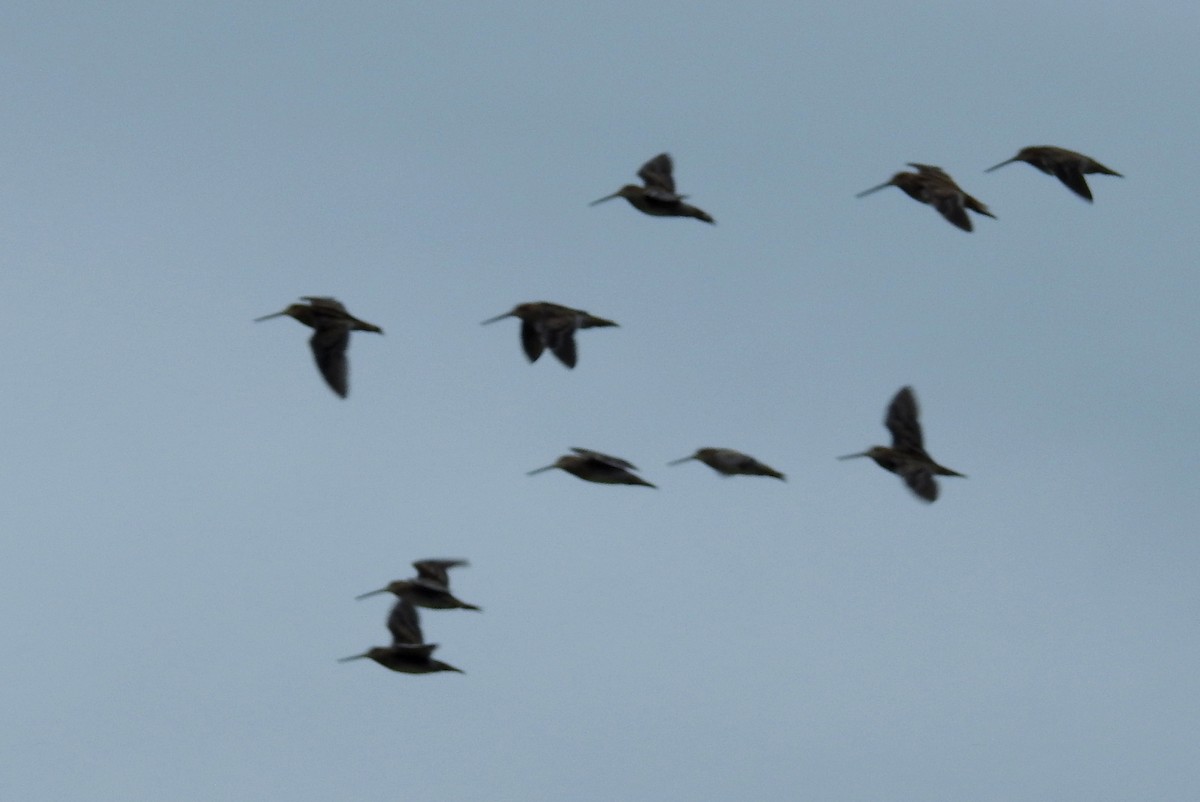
[3,2,1199,800]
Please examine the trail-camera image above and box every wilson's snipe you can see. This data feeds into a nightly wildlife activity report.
[339,598,463,675]
[668,448,785,480]
[482,302,617,369]
[528,448,656,488]
[355,559,481,611]
[591,153,714,224]
[985,146,1122,202]
[857,163,996,232]
[255,296,382,397]
[839,386,965,502]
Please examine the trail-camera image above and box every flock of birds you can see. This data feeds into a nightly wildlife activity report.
[255,147,1120,672]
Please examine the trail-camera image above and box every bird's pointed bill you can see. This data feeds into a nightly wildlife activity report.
[855,182,892,198]
[338,653,369,662]
[354,588,389,600]
[253,311,288,322]
[984,158,1018,172]
[837,452,871,460]
[526,464,557,475]
[589,192,620,206]
[480,311,514,325]
[667,455,697,465]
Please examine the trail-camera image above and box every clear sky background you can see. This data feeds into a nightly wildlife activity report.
[3,2,1199,800]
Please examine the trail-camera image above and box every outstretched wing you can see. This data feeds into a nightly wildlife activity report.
[540,317,578,368]
[885,386,925,454]
[897,463,938,502]
[309,328,351,397]
[637,153,676,193]
[929,187,972,232]
[413,559,469,587]
[519,319,546,363]
[387,599,425,646]
[1053,164,1093,201]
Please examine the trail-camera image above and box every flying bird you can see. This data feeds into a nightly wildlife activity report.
[857,163,996,232]
[254,296,382,397]
[355,559,481,611]
[668,448,785,480]
[482,302,617,369]
[339,598,464,675]
[985,146,1122,202]
[590,153,715,224]
[528,448,656,488]
[838,386,965,502]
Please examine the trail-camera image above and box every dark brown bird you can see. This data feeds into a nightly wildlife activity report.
[254,296,382,398]
[985,146,1122,202]
[339,598,463,675]
[355,559,481,611]
[482,302,617,369]
[857,163,996,232]
[668,448,785,480]
[590,153,715,224]
[528,448,656,488]
[838,386,965,503]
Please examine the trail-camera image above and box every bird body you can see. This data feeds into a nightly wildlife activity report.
[591,153,714,223]
[255,296,382,397]
[858,163,996,232]
[528,448,656,488]
[839,386,964,502]
[668,448,785,480]
[985,146,1122,201]
[340,597,464,675]
[482,302,617,368]
[356,559,481,611]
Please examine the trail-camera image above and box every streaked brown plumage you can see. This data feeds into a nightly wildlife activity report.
[355,559,481,611]
[985,146,1122,202]
[590,153,715,224]
[857,163,996,232]
[668,448,785,480]
[528,448,656,488]
[339,597,464,675]
[482,302,617,368]
[254,296,382,398]
[838,386,965,503]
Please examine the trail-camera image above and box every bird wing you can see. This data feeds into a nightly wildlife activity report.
[570,448,636,470]
[519,319,546,363]
[929,187,973,231]
[308,327,351,397]
[1052,164,1093,201]
[637,153,676,193]
[885,386,926,453]
[897,463,938,502]
[413,559,468,586]
[540,317,578,368]
[301,296,348,312]
[387,599,425,646]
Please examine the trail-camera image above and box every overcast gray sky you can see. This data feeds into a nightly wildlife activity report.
[3,2,1199,800]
